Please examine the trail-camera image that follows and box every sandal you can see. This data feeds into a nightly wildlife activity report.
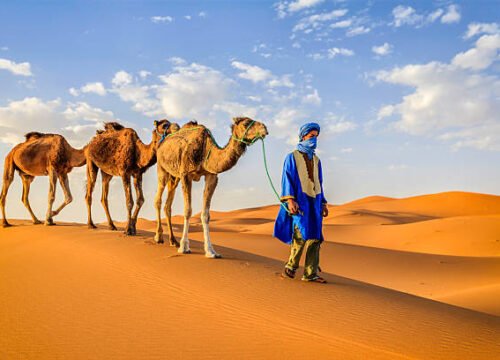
[281,267,296,279]
[302,275,327,283]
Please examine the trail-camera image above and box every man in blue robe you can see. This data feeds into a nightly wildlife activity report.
[273,122,328,283]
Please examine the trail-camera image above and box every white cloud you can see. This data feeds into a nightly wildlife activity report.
[452,34,500,70]
[69,87,80,97]
[372,43,393,56]
[340,147,352,153]
[110,70,162,116]
[184,15,192,20]
[151,16,173,23]
[139,70,152,78]
[268,74,295,88]
[392,6,423,27]
[158,62,233,120]
[276,0,325,18]
[0,46,8,51]
[464,22,499,39]
[63,102,114,123]
[0,58,32,76]
[391,4,460,28]
[80,82,107,96]
[198,11,207,18]
[374,37,500,151]
[292,9,348,33]
[168,56,187,66]
[302,88,321,105]
[330,19,352,28]
[112,70,133,87]
[324,114,357,135]
[327,47,354,58]
[346,26,370,37]
[441,4,461,24]
[231,61,273,83]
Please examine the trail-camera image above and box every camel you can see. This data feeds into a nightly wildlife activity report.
[154,117,268,258]
[0,132,86,227]
[85,120,179,235]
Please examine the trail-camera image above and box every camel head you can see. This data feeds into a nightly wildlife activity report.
[231,117,268,145]
[153,119,179,145]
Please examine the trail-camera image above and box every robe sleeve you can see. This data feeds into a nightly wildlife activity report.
[279,153,297,202]
[319,159,327,204]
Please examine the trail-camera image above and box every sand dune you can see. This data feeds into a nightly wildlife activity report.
[1,191,499,359]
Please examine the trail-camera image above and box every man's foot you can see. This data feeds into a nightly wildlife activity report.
[281,267,296,279]
[302,275,327,283]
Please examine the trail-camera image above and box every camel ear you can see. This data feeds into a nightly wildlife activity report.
[232,117,242,125]
[153,120,159,127]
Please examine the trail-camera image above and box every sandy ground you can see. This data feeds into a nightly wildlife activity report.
[1,191,499,359]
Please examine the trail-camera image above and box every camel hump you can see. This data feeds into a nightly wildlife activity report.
[104,122,125,131]
[184,120,199,128]
[24,132,46,140]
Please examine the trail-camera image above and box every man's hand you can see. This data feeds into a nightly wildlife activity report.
[287,199,300,214]
[322,203,329,217]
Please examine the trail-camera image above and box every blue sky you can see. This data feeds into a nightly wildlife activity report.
[0,0,499,222]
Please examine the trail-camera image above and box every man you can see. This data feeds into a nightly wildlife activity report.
[273,122,328,283]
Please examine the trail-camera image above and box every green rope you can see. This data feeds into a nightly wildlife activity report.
[258,138,292,215]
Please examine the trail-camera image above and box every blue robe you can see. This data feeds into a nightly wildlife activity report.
[273,150,327,244]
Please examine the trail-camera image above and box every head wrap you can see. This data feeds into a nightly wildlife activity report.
[298,122,320,140]
[297,122,320,159]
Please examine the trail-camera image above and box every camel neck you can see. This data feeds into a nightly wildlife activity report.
[70,145,87,168]
[136,138,157,169]
[204,132,247,174]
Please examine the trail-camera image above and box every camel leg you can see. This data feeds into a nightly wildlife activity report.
[178,176,192,254]
[45,170,57,225]
[86,160,98,229]
[165,175,180,247]
[0,155,15,227]
[154,168,168,244]
[201,173,221,258]
[20,174,41,225]
[131,173,144,235]
[122,176,134,236]
[101,172,116,231]
[51,173,73,218]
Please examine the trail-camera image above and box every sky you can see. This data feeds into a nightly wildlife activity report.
[0,0,499,223]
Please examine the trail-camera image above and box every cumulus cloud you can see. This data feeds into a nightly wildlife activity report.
[372,43,393,56]
[81,82,107,96]
[464,22,499,39]
[157,62,233,120]
[0,58,32,76]
[452,34,500,70]
[374,35,500,151]
[0,97,115,146]
[231,61,273,83]
[441,4,461,24]
[302,88,321,105]
[392,5,423,27]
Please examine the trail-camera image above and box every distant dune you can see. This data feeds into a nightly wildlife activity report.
[1,191,499,359]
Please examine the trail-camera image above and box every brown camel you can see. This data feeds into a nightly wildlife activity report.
[154,117,268,258]
[0,132,86,227]
[85,120,178,235]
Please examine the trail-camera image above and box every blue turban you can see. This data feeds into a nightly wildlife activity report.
[297,122,320,159]
[298,122,320,140]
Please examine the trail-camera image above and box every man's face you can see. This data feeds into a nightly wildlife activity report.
[302,130,319,141]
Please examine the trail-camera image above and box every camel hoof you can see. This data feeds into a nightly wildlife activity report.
[124,228,134,236]
[178,248,191,254]
[206,253,222,259]
[33,219,42,225]
[170,240,180,248]
[154,235,164,244]
[88,223,97,229]
[45,219,55,226]
[2,222,12,228]
[109,224,117,231]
